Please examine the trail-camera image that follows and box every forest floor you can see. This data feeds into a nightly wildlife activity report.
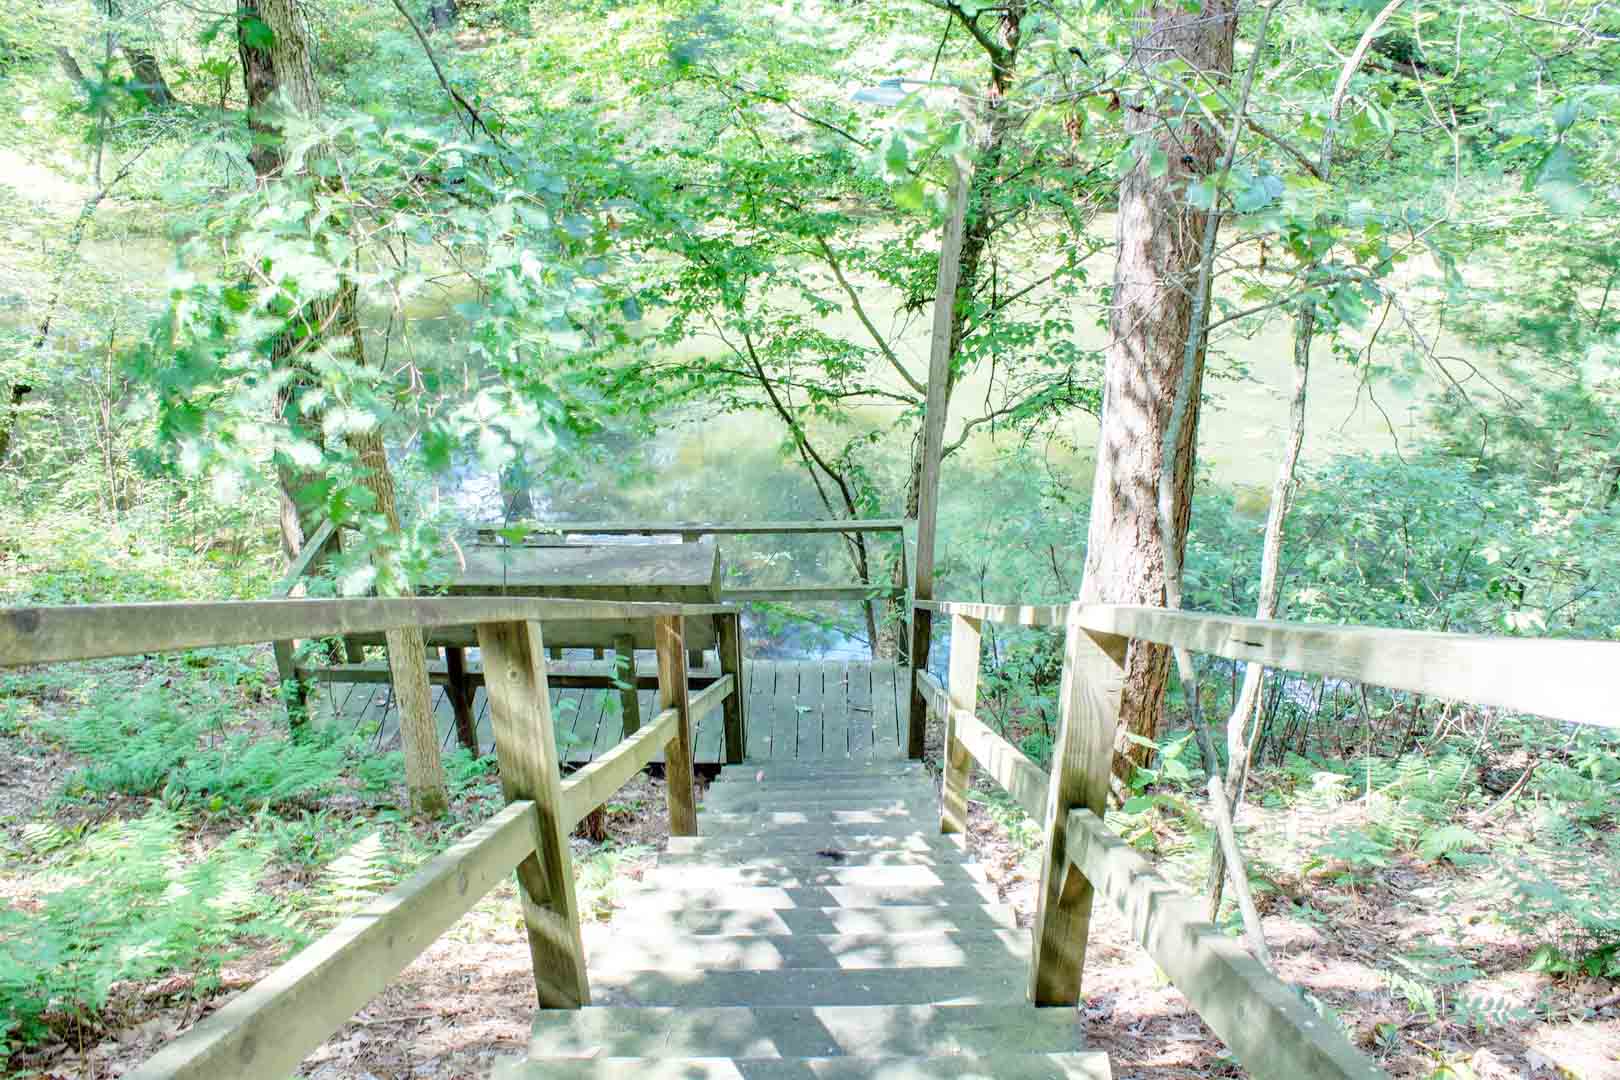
[1,659,1617,1079]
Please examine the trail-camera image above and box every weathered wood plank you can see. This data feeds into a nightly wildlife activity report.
[952,710,1049,824]
[723,585,906,603]
[770,661,800,760]
[560,706,679,829]
[1075,603,1620,730]
[1066,808,1385,1078]
[745,660,775,759]
[717,612,746,765]
[1030,615,1127,1006]
[915,601,1070,627]
[871,663,902,749]
[822,660,851,758]
[796,660,826,758]
[480,519,908,540]
[126,801,536,1080]
[612,633,641,737]
[0,598,736,667]
[477,620,589,1009]
[455,543,720,601]
[941,616,981,835]
[655,615,698,836]
[847,661,874,755]
[301,660,719,692]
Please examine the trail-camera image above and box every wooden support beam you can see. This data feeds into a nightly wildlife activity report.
[444,646,477,752]
[723,585,906,603]
[612,632,641,736]
[907,165,972,761]
[478,519,908,541]
[717,612,746,765]
[126,801,536,1080]
[1066,809,1385,1078]
[940,614,981,835]
[915,600,1071,627]
[476,620,589,1009]
[1031,612,1127,1006]
[655,615,698,837]
[296,661,721,692]
[0,597,737,667]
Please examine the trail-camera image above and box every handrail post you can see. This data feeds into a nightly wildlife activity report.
[476,619,589,1008]
[655,615,698,836]
[1030,605,1127,1006]
[717,611,746,765]
[444,646,478,752]
[940,613,981,835]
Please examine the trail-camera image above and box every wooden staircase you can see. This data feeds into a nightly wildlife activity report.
[497,758,1111,1079]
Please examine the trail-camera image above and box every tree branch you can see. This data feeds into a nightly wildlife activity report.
[812,236,927,395]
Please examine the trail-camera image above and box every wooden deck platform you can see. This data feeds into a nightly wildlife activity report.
[320,659,908,766]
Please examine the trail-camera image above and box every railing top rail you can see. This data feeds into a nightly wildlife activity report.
[918,599,1619,730]
[0,597,739,668]
[478,518,910,539]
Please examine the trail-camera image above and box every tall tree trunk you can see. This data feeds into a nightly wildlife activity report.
[891,1,1024,657]
[242,0,449,816]
[121,45,175,107]
[1077,1,1236,784]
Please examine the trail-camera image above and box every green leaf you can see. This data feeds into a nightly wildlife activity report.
[240,17,275,50]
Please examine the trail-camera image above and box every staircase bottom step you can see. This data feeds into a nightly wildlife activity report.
[525,1003,1082,1059]
[497,1052,1110,1079]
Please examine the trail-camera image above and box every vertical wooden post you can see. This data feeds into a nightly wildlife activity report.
[681,531,705,670]
[444,646,478,753]
[1029,608,1127,1006]
[655,615,698,836]
[273,640,308,729]
[940,614,981,834]
[476,619,589,1009]
[612,632,641,736]
[717,612,746,765]
[906,165,972,760]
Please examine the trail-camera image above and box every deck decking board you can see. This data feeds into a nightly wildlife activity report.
[333,660,904,767]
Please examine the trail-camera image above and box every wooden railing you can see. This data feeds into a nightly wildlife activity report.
[479,516,912,606]
[0,596,739,1080]
[914,598,1618,1080]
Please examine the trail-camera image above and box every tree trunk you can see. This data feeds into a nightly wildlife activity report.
[335,283,450,817]
[56,47,90,92]
[240,0,448,816]
[1077,1,1236,784]
[121,45,175,107]
[428,0,457,31]
[889,1,1024,656]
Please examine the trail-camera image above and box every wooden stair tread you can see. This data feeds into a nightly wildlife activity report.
[640,863,991,888]
[602,903,1019,936]
[612,882,1003,911]
[583,929,1030,972]
[656,849,975,869]
[525,1003,1085,1059]
[497,1052,1111,1079]
[588,964,1025,1007]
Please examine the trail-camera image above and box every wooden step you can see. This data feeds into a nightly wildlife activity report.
[693,812,934,831]
[498,1053,1110,1080]
[641,862,990,889]
[720,762,927,782]
[656,848,973,869]
[583,929,1030,973]
[524,1003,1084,1059]
[709,775,935,792]
[666,832,966,856]
[613,883,1002,911]
[588,964,1024,1008]
[702,794,939,814]
[608,903,1018,937]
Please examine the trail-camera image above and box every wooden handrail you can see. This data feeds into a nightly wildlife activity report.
[479,518,908,540]
[558,674,734,829]
[1064,808,1383,1078]
[0,597,738,667]
[920,615,1386,1080]
[917,599,1620,729]
[128,800,539,1080]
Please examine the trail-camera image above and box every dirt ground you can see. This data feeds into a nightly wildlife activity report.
[5,727,1618,1079]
